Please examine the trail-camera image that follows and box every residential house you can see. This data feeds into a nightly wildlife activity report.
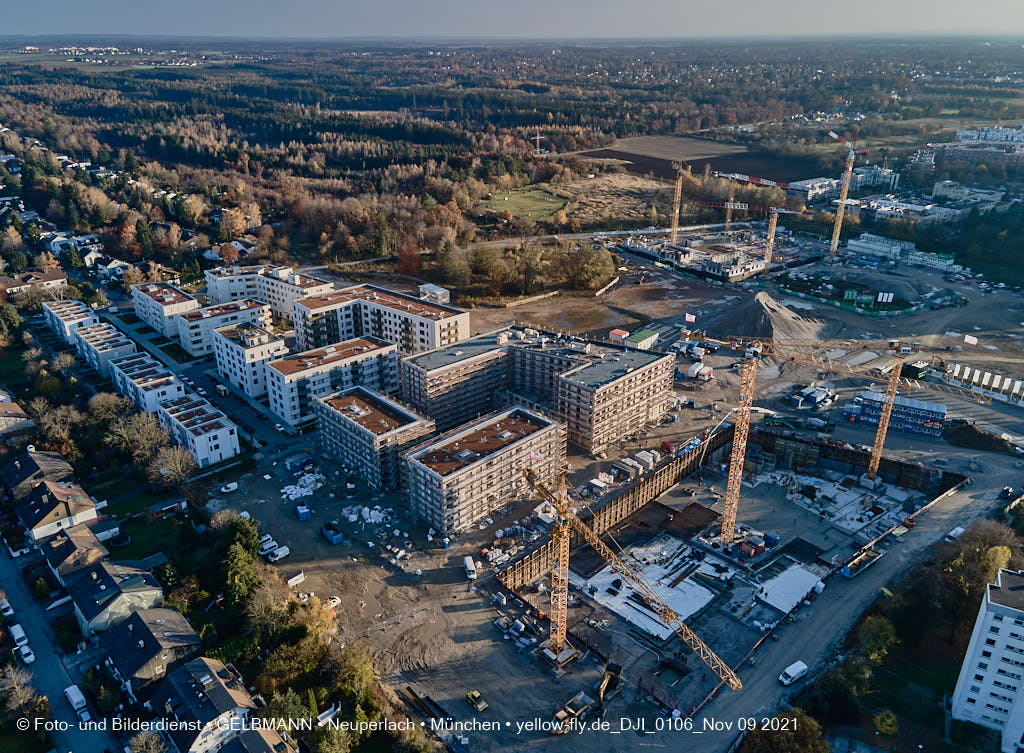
[16,479,98,543]
[0,269,68,298]
[66,561,164,635]
[102,608,201,700]
[0,449,75,502]
[41,526,108,586]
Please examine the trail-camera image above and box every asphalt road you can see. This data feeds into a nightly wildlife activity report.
[0,549,117,753]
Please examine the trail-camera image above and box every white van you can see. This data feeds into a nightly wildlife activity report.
[779,660,808,686]
[64,684,87,711]
[10,623,28,647]
[945,526,966,542]
[268,546,290,562]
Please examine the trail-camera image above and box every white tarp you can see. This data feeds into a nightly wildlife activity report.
[758,563,821,614]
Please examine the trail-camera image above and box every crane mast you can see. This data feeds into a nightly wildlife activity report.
[867,356,904,480]
[670,167,684,245]
[720,355,758,544]
[764,209,779,265]
[523,471,743,691]
[548,478,571,654]
[829,150,855,259]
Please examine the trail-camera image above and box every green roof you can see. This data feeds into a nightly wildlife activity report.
[626,329,658,343]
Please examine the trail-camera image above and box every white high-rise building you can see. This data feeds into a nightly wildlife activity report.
[131,282,200,337]
[952,569,1024,753]
[204,264,334,320]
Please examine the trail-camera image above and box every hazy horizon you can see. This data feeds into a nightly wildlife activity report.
[7,0,1024,40]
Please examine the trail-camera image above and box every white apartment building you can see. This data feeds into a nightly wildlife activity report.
[212,323,288,399]
[787,177,841,203]
[850,165,900,192]
[957,125,1024,144]
[845,232,917,261]
[42,299,98,344]
[173,299,271,357]
[933,180,1005,204]
[315,386,434,491]
[131,282,200,337]
[402,407,566,535]
[109,352,186,413]
[73,323,137,377]
[204,264,334,320]
[292,284,471,354]
[266,336,399,427]
[157,395,240,468]
[952,569,1024,753]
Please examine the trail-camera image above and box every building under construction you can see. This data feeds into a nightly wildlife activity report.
[399,326,675,454]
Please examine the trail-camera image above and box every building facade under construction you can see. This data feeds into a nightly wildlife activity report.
[399,327,674,454]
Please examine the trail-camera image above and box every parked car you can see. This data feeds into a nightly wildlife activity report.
[10,623,27,647]
[220,482,239,494]
[17,644,35,664]
[274,423,286,432]
[0,598,13,619]
[268,546,290,562]
[258,539,279,556]
[778,660,808,686]
[258,533,274,546]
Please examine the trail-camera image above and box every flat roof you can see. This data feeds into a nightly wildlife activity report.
[43,299,95,322]
[410,407,552,476]
[213,322,281,348]
[178,299,267,323]
[206,264,331,289]
[132,282,196,307]
[295,284,465,320]
[403,329,509,373]
[319,386,427,436]
[160,395,235,437]
[990,569,1024,612]
[268,336,394,376]
[75,323,135,352]
[111,352,181,393]
[860,390,947,416]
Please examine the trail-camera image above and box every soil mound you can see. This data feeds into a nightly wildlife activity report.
[708,292,830,341]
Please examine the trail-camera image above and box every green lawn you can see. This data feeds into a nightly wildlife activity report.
[482,187,567,222]
[157,342,197,364]
[108,514,184,560]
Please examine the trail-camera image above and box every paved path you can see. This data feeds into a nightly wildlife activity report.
[0,548,117,753]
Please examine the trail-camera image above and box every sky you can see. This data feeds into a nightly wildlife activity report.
[6,0,1024,39]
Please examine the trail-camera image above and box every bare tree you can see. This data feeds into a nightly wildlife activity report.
[146,446,196,489]
[0,664,39,716]
[26,396,53,421]
[51,351,76,374]
[106,413,170,464]
[121,266,144,289]
[88,392,132,423]
[39,405,84,442]
[129,731,168,753]
[21,347,43,363]
[245,573,292,640]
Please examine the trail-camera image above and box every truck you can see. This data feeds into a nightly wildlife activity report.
[464,556,477,581]
[321,521,344,545]
[215,384,229,396]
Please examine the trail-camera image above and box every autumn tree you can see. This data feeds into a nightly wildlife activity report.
[121,266,144,289]
[88,392,132,423]
[737,709,829,753]
[0,664,39,718]
[397,243,422,277]
[217,242,240,264]
[34,250,61,271]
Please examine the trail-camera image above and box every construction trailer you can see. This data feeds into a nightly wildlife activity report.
[842,391,946,437]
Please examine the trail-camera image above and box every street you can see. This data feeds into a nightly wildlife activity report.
[0,549,118,753]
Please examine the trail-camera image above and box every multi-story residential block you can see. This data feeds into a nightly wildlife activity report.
[402,407,566,534]
[157,395,240,468]
[110,352,186,413]
[42,299,98,343]
[315,386,434,491]
[399,329,510,431]
[266,337,398,427]
[292,284,470,354]
[204,264,334,320]
[952,569,1024,753]
[73,322,137,377]
[131,282,200,337]
[401,328,674,454]
[787,176,841,203]
[174,299,271,357]
[212,323,288,399]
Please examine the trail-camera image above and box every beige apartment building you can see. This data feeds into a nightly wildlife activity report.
[292,284,470,354]
[212,323,288,399]
[315,386,434,491]
[400,328,674,453]
[402,407,565,534]
[266,336,399,427]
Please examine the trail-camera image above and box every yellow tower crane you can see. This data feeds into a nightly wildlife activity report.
[825,130,865,260]
[524,470,743,690]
